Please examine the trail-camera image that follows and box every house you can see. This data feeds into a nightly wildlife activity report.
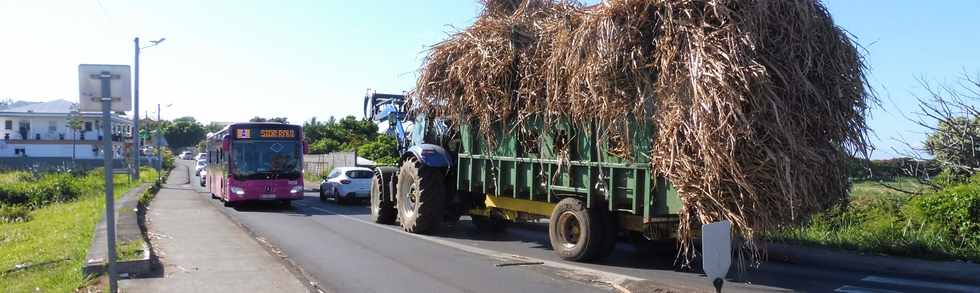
[0,99,132,159]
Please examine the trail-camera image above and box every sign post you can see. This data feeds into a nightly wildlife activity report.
[702,220,732,293]
[80,64,131,293]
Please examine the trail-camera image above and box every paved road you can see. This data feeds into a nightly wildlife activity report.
[186,162,980,293]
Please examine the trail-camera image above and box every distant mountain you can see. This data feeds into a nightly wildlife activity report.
[0,100,41,110]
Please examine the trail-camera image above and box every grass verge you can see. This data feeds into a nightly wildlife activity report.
[770,177,980,263]
[0,169,158,292]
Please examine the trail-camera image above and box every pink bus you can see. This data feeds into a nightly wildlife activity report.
[206,122,307,207]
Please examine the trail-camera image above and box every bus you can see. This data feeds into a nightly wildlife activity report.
[206,122,308,206]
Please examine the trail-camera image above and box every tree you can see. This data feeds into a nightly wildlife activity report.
[302,115,380,154]
[250,116,289,123]
[205,122,224,134]
[913,73,980,174]
[925,116,980,171]
[164,117,206,151]
[358,136,398,165]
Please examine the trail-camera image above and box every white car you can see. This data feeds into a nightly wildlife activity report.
[199,169,207,187]
[319,167,374,204]
[195,159,207,176]
[195,152,208,161]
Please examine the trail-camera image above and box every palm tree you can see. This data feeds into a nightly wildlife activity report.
[67,105,83,167]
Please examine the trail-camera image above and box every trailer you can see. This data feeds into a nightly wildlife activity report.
[366,92,682,261]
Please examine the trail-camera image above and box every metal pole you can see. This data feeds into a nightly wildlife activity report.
[156,103,161,175]
[100,73,118,293]
[132,38,140,180]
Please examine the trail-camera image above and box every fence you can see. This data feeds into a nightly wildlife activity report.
[304,152,356,178]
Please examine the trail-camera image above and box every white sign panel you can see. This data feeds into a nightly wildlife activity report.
[78,64,131,112]
[702,220,732,286]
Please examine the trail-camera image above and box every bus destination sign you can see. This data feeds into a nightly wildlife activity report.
[234,127,298,140]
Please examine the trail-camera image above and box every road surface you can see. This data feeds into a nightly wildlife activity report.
[184,161,979,293]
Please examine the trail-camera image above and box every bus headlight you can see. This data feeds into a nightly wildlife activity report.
[231,187,246,196]
[290,185,303,194]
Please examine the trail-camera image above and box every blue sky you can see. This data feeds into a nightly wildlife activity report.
[0,1,977,159]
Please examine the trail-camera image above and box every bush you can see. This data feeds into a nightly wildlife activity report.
[905,174,980,258]
[0,173,87,208]
[0,205,30,223]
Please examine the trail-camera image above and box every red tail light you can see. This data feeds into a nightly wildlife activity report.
[340,179,351,184]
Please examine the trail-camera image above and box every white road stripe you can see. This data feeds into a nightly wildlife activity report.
[862,276,980,293]
[298,204,645,290]
[834,285,903,293]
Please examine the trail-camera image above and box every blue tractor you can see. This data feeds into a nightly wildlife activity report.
[363,91,458,233]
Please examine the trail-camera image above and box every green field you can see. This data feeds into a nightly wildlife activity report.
[771,177,980,262]
[0,169,157,292]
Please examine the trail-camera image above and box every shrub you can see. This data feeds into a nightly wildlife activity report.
[905,174,980,257]
[0,205,30,223]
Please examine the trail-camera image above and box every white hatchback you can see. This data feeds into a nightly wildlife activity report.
[319,167,374,204]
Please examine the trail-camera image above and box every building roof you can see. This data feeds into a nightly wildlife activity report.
[3,99,75,114]
[0,99,129,122]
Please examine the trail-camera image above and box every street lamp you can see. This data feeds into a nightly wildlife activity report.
[133,37,166,181]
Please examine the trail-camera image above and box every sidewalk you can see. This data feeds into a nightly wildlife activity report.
[120,164,308,292]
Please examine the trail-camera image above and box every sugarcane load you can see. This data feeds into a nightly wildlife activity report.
[363,0,871,266]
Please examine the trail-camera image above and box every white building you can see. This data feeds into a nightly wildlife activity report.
[0,99,132,159]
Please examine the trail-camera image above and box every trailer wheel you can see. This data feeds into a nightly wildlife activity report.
[396,158,445,234]
[370,172,397,224]
[549,197,604,261]
[471,215,508,233]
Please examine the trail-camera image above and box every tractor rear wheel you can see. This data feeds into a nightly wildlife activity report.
[396,158,445,234]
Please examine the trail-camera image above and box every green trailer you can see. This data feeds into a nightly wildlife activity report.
[368,108,683,261]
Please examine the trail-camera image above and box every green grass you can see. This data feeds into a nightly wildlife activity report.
[0,169,158,292]
[770,176,980,263]
[117,240,146,262]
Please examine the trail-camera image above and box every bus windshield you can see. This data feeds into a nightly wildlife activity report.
[231,140,301,180]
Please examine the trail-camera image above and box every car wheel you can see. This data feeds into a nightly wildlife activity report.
[319,189,326,202]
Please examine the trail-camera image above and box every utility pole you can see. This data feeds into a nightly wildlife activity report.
[156,103,161,175]
[132,38,140,180]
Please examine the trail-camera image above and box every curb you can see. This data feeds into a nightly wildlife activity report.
[82,183,154,277]
[767,242,980,285]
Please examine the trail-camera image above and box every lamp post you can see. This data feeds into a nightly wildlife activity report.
[133,37,166,180]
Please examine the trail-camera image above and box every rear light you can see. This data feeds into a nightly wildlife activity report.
[340,179,351,184]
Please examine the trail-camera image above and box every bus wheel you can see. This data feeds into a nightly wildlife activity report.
[472,215,508,233]
[370,172,396,224]
[396,158,445,234]
[223,200,236,208]
[549,197,604,261]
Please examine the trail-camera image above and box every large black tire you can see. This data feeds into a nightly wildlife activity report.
[471,215,508,233]
[370,172,397,224]
[396,158,445,234]
[548,197,605,261]
[319,189,326,202]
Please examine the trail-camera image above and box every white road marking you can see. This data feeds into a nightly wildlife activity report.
[298,203,644,291]
[834,285,903,293]
[862,276,980,293]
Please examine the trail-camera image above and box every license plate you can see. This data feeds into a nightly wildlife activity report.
[261,194,276,200]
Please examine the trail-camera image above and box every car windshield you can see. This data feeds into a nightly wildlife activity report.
[231,140,301,180]
[346,170,373,179]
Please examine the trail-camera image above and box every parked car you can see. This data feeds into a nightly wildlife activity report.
[319,167,374,204]
[195,159,207,176]
[199,169,207,187]
[179,151,194,160]
[195,152,208,161]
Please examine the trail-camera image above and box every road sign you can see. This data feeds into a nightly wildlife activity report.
[703,220,732,292]
[79,64,131,112]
